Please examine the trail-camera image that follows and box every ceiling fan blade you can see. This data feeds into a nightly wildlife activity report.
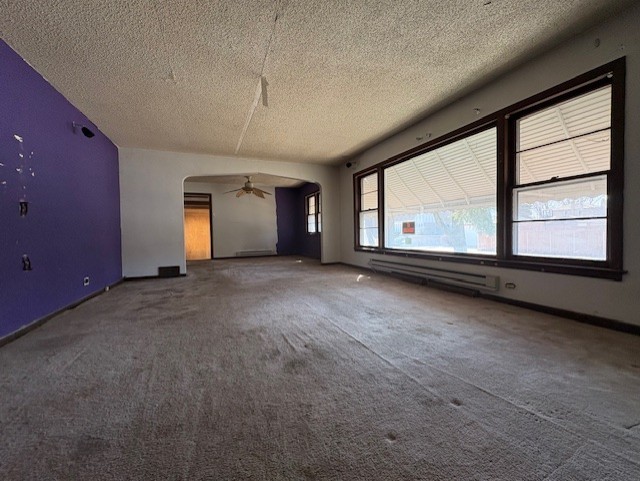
[253,187,272,196]
[236,190,246,197]
[253,189,265,198]
[224,188,243,194]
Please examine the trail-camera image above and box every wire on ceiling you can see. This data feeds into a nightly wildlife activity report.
[235,3,281,155]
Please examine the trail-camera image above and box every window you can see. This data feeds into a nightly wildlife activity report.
[356,172,379,247]
[384,127,497,254]
[306,192,321,234]
[353,58,624,279]
[511,86,611,261]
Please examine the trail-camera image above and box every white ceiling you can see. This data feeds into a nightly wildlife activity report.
[0,0,634,165]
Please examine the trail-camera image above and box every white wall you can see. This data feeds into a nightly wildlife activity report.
[184,181,278,258]
[340,3,640,326]
[119,148,340,277]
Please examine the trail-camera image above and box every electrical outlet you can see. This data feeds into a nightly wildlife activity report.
[83,276,90,286]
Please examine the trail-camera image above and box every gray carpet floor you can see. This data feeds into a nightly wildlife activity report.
[1,257,639,480]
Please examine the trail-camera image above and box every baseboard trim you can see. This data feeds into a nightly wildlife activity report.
[0,278,124,348]
[124,274,187,281]
[212,255,278,260]
[335,261,363,269]
[481,294,640,336]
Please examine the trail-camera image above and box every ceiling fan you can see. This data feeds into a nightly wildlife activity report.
[224,176,272,199]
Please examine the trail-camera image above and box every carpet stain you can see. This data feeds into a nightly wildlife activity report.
[284,357,308,374]
[260,347,282,361]
[300,465,319,479]
[73,435,109,460]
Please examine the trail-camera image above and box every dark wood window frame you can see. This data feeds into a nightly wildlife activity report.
[353,58,625,280]
[355,172,380,248]
[306,191,321,234]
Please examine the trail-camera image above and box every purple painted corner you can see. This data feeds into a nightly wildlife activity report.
[0,40,122,339]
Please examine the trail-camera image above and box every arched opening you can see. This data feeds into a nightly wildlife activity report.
[182,173,321,271]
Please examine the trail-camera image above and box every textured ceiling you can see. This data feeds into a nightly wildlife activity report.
[186,173,304,188]
[0,0,635,165]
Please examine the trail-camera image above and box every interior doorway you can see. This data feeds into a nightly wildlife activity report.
[184,193,213,260]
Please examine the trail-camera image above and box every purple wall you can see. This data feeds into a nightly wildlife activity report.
[0,40,122,340]
[275,183,321,259]
[275,188,297,255]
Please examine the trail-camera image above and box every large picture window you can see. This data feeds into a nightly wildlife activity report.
[384,128,497,254]
[354,58,624,279]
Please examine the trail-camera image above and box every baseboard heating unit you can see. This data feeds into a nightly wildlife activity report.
[235,250,276,257]
[369,258,499,292]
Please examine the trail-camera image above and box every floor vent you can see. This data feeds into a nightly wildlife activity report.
[158,266,181,278]
[235,250,276,257]
[369,258,499,292]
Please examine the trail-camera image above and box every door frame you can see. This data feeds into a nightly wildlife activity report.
[184,192,214,260]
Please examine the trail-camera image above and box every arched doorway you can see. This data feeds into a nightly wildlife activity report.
[182,173,321,270]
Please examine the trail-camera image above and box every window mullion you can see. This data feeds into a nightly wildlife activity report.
[377,168,384,250]
[608,59,625,271]
[497,115,508,260]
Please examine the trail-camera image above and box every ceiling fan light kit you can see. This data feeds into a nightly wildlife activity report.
[225,176,272,199]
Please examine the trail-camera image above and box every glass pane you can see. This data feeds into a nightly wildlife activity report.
[383,128,497,254]
[385,128,496,209]
[359,228,378,247]
[307,215,316,233]
[307,196,316,213]
[516,130,610,184]
[517,86,611,152]
[318,213,321,233]
[514,176,607,221]
[317,195,321,212]
[361,191,378,210]
[359,208,378,247]
[514,219,606,260]
[361,173,378,194]
[359,210,378,229]
[385,208,496,254]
